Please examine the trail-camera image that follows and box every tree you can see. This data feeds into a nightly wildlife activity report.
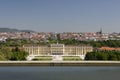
[85,51,120,61]
[0,46,12,60]
[10,47,29,61]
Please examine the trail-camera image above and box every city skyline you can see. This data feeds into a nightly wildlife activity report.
[0,0,120,33]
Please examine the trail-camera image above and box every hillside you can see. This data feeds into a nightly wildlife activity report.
[0,28,34,32]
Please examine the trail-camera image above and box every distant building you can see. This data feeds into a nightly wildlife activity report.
[98,47,120,51]
[0,36,6,43]
[23,44,93,59]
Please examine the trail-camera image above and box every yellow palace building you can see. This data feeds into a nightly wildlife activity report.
[23,43,93,60]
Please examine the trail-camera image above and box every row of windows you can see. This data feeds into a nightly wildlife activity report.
[25,49,92,52]
[24,48,92,50]
[24,46,93,55]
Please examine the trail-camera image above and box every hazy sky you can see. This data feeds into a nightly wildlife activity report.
[0,0,120,32]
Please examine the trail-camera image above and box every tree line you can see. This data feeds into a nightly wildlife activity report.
[1,38,120,47]
[0,46,28,61]
[85,51,120,60]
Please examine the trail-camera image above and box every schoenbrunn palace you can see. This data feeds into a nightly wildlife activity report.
[23,43,93,60]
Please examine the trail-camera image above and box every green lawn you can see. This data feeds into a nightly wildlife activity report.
[63,56,82,61]
[32,56,52,61]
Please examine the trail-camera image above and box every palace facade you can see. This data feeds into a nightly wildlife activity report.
[23,44,93,56]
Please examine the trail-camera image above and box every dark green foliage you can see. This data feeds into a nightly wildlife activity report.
[0,46,12,60]
[85,51,120,60]
[5,39,31,47]
[10,47,29,61]
[2,38,120,47]
[57,39,120,47]
[0,46,28,61]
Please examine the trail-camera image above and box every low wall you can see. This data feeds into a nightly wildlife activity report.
[0,61,120,66]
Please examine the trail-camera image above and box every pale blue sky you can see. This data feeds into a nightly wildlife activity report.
[0,0,120,32]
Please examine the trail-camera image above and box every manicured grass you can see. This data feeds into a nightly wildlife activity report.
[63,56,82,61]
[32,56,52,61]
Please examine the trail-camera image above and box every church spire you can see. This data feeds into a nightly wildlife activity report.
[100,27,102,34]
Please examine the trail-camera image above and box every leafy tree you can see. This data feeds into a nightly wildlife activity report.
[85,51,120,60]
[10,47,28,61]
[0,46,12,60]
